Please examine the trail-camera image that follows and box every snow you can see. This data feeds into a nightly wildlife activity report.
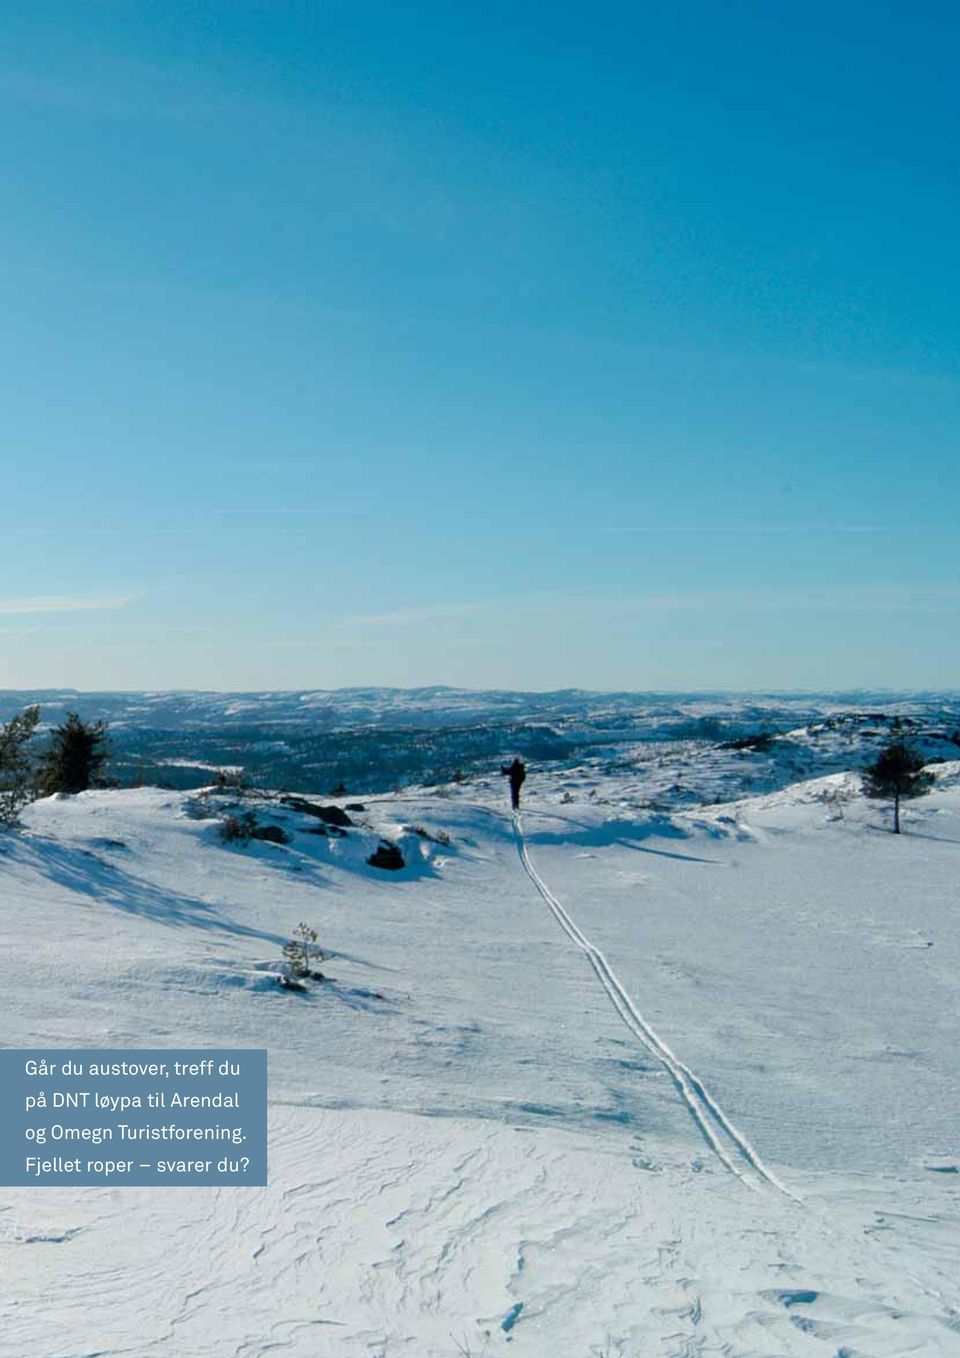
[2,759,960,1355]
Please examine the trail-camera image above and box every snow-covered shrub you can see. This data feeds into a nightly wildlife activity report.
[281,922,325,985]
[403,823,452,846]
[218,811,259,845]
[212,767,250,793]
[817,783,852,821]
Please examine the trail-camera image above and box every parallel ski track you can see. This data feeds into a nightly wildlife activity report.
[513,811,800,1202]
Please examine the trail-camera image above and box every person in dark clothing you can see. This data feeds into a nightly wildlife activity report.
[501,757,527,810]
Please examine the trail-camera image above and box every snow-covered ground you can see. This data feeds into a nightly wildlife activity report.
[2,761,959,1356]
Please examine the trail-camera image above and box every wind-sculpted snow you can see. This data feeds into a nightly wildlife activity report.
[5,1104,959,1357]
[1,766,960,1354]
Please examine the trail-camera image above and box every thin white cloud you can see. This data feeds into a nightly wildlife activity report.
[341,602,486,628]
[0,595,132,616]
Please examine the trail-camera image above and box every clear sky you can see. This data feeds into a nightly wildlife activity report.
[1,1,958,692]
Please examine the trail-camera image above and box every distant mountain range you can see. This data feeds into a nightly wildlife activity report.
[2,688,958,803]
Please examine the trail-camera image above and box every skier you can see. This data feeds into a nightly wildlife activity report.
[501,757,526,811]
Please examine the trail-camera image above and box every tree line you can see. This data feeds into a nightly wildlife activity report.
[0,708,109,826]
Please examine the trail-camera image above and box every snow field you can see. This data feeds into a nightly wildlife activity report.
[1,768,958,1355]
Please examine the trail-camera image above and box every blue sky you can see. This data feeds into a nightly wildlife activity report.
[1,1,958,691]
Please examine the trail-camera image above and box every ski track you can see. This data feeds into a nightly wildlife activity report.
[513,810,800,1203]
[7,786,960,1354]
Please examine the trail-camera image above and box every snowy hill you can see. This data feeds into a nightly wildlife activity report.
[2,762,960,1355]
[3,686,960,804]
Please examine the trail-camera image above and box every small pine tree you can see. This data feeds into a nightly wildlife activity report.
[39,713,109,795]
[282,922,325,982]
[0,705,41,827]
[862,739,933,834]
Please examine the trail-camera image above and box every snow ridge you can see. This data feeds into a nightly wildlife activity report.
[513,811,801,1202]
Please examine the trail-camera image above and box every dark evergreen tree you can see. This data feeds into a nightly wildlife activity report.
[0,705,40,826]
[39,712,109,795]
[862,739,933,834]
